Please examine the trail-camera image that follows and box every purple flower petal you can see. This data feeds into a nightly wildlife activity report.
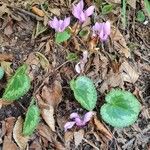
[75,117,84,126]
[48,17,59,31]
[77,0,84,10]
[70,113,80,119]
[64,121,76,131]
[103,21,111,35]
[85,6,95,17]
[83,111,94,124]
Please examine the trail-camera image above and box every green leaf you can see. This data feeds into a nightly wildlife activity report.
[55,31,71,43]
[70,76,97,111]
[121,0,127,29]
[100,89,141,128]
[144,0,150,17]
[0,67,4,79]
[136,10,145,22]
[66,52,78,61]
[102,4,113,14]
[23,101,40,136]
[2,64,31,101]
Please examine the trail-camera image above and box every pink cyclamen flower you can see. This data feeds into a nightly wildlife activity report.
[75,51,88,74]
[64,111,94,131]
[92,21,111,41]
[72,0,95,23]
[48,17,70,32]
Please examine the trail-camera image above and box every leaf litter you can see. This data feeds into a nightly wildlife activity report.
[0,0,149,149]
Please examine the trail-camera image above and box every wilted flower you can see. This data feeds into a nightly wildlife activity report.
[72,0,95,23]
[75,51,88,74]
[48,17,70,32]
[92,21,111,41]
[64,111,94,131]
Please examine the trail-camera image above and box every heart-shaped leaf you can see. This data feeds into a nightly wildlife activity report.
[2,64,31,101]
[0,67,4,79]
[70,76,97,111]
[102,4,113,15]
[55,31,71,43]
[136,10,145,22]
[100,89,141,128]
[23,100,40,136]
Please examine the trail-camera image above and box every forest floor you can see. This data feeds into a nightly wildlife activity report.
[0,0,150,150]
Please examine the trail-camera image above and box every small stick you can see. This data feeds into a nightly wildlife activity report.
[83,138,99,150]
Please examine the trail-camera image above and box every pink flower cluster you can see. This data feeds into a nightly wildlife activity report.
[48,0,111,41]
[64,111,94,131]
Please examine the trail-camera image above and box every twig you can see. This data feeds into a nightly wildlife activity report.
[83,138,99,150]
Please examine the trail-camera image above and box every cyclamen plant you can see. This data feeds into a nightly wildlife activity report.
[72,0,95,23]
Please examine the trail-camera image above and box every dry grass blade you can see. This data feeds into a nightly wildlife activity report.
[13,117,29,150]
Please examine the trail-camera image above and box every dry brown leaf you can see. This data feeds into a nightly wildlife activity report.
[0,4,10,18]
[110,26,131,58]
[0,54,13,61]
[53,141,66,150]
[41,80,62,108]
[29,139,42,150]
[32,6,44,17]
[120,61,139,83]
[64,131,74,148]
[37,123,53,142]
[13,117,29,150]
[74,129,85,148]
[106,0,121,4]
[41,105,55,132]
[49,8,60,16]
[1,61,13,78]
[127,0,136,9]
[3,136,18,150]
[93,116,112,140]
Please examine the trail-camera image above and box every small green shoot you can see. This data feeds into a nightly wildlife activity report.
[55,31,71,43]
[23,99,40,136]
[70,76,97,111]
[102,4,113,15]
[121,0,127,29]
[2,64,31,101]
[100,89,141,128]
[136,10,146,22]
[66,52,78,61]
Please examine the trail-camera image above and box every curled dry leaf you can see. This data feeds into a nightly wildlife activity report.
[93,116,112,140]
[32,6,45,17]
[41,80,62,108]
[13,117,29,150]
[74,129,85,148]
[120,61,139,83]
[1,61,13,78]
[64,131,74,148]
[110,26,131,58]
[41,105,55,132]
[0,54,13,61]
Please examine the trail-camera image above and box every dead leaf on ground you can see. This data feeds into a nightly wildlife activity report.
[120,61,139,83]
[4,18,13,36]
[105,0,121,4]
[29,139,42,150]
[93,116,112,140]
[37,123,53,142]
[127,0,136,9]
[32,6,45,17]
[49,8,60,16]
[0,54,13,61]
[3,136,18,150]
[74,129,85,148]
[1,61,13,78]
[41,80,62,107]
[0,4,10,18]
[41,105,55,132]
[13,117,29,150]
[110,26,131,58]
[64,131,74,148]
[53,141,66,150]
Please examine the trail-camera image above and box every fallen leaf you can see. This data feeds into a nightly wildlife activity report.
[49,8,60,16]
[53,141,66,150]
[37,123,53,142]
[4,18,13,36]
[127,0,136,9]
[29,139,42,150]
[0,54,13,61]
[120,61,139,83]
[32,6,45,17]
[0,4,10,18]
[74,129,85,148]
[41,105,55,132]
[106,0,121,4]
[64,131,74,148]
[35,52,50,72]
[13,117,29,150]
[41,80,62,108]
[3,136,18,150]
[1,61,13,78]
[93,116,112,140]
[110,26,131,58]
